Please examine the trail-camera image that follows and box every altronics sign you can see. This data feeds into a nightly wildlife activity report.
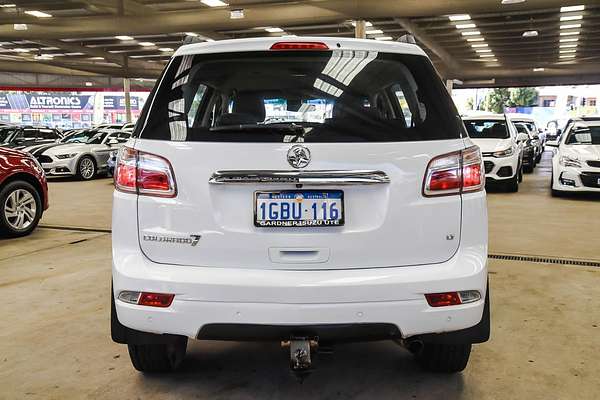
[0,93,140,111]
[27,94,93,110]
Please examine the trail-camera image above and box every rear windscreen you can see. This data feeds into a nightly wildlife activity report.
[463,120,510,139]
[136,51,464,142]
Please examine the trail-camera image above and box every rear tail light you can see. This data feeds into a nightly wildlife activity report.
[425,290,481,307]
[118,291,174,308]
[270,42,329,50]
[115,147,177,197]
[423,145,484,197]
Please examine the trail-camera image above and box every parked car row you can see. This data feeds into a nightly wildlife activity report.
[462,113,544,192]
[462,113,600,196]
[23,128,132,180]
[0,122,137,237]
[1,123,134,181]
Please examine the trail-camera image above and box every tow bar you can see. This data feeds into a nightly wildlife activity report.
[282,337,319,379]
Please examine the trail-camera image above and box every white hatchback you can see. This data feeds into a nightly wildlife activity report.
[463,114,528,192]
[111,37,490,374]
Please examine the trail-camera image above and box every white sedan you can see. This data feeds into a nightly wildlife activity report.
[550,119,600,195]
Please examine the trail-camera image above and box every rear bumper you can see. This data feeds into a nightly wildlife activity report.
[112,191,488,342]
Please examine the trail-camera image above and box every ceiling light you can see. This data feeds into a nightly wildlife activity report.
[0,4,16,7]
[85,82,93,87]
[13,48,30,53]
[230,9,244,19]
[366,29,384,35]
[65,52,85,56]
[560,43,578,48]
[13,24,28,31]
[559,31,580,36]
[351,21,373,27]
[476,49,492,53]
[559,54,576,58]
[501,0,526,4]
[115,35,134,41]
[88,56,104,60]
[139,42,155,46]
[24,10,52,18]
[471,43,488,48]
[467,37,485,42]
[374,36,393,41]
[560,5,585,12]
[533,68,545,72]
[522,30,538,37]
[159,47,173,52]
[448,14,471,21]
[461,31,481,36]
[560,24,581,29]
[455,23,476,29]
[200,0,228,6]
[560,37,579,42]
[479,54,495,57]
[559,49,577,53]
[264,27,284,33]
[560,15,583,21]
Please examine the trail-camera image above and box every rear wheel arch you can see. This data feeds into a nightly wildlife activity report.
[1,172,45,208]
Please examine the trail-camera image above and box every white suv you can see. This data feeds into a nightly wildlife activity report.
[111,37,490,374]
[463,114,528,192]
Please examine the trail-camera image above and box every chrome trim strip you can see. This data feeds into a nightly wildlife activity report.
[209,170,390,185]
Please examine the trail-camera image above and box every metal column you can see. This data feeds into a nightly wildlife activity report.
[354,20,367,39]
[123,77,132,123]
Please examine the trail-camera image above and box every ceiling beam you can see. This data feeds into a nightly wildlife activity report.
[36,39,126,66]
[76,0,156,15]
[0,0,590,41]
[394,18,462,76]
[0,60,98,76]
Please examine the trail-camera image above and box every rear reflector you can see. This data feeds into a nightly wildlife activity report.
[425,292,462,307]
[115,147,177,197]
[270,42,329,50]
[423,145,484,197]
[425,290,481,307]
[117,291,174,307]
[138,292,175,308]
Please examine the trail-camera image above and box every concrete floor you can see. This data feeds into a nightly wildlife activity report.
[1,151,599,399]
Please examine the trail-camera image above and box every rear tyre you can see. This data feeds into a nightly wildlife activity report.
[0,181,42,237]
[504,174,519,193]
[128,337,188,373]
[415,343,472,373]
[77,156,96,181]
[524,163,534,173]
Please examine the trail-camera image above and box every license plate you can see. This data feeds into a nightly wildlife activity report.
[255,190,344,227]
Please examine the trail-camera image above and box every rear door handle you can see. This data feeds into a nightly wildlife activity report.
[269,247,330,264]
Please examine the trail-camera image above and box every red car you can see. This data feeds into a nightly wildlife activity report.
[0,147,49,237]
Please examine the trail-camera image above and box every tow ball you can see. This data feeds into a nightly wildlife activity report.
[282,337,319,378]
